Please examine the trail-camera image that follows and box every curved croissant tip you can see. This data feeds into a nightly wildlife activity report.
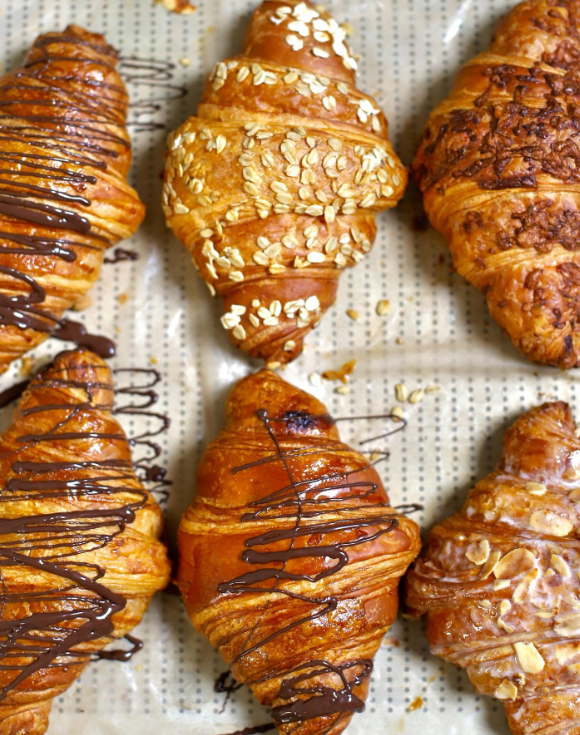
[60,25,119,58]
[226,368,332,428]
[523,400,574,426]
[37,348,112,388]
[500,401,578,478]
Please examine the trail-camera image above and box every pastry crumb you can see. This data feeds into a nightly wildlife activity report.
[117,292,128,305]
[322,360,356,384]
[155,0,196,13]
[150,356,158,365]
[376,299,390,316]
[346,309,359,321]
[335,385,350,395]
[408,696,424,712]
[309,372,322,387]
[179,57,191,66]
[20,357,35,376]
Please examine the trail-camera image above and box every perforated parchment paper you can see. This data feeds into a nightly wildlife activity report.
[1,0,579,733]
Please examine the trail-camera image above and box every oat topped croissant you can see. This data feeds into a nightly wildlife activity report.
[413,0,580,368]
[163,0,407,367]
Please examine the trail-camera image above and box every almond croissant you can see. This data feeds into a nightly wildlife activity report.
[0,25,145,372]
[0,348,170,735]
[406,401,580,735]
[163,0,407,366]
[177,369,420,735]
[413,0,580,368]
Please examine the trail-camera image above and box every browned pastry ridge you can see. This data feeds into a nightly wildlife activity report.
[163,0,407,367]
[176,369,420,735]
[0,349,170,735]
[0,25,144,372]
[406,402,580,735]
[413,0,580,368]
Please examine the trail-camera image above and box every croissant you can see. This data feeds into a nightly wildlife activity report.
[413,0,580,368]
[0,25,145,372]
[162,0,407,367]
[405,401,580,735]
[0,348,170,735]
[176,369,420,734]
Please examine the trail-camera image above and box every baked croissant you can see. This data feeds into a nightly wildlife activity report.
[0,25,145,372]
[163,0,407,366]
[177,369,420,734]
[413,0,580,368]
[0,348,170,735]
[406,401,580,735]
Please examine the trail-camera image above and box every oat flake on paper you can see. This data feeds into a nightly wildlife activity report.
[0,0,577,733]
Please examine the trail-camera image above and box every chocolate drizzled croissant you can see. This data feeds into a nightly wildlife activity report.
[413,0,580,368]
[163,0,407,366]
[406,402,580,735]
[177,369,420,735]
[0,25,145,371]
[0,349,170,734]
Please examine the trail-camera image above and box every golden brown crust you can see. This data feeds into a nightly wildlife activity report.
[405,401,580,735]
[0,25,145,373]
[177,369,420,735]
[413,0,580,368]
[163,0,406,366]
[0,349,170,734]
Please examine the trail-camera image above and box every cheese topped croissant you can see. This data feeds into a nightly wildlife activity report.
[163,0,407,366]
[406,402,580,735]
[413,0,580,368]
[0,25,145,372]
[177,369,420,735]
[0,349,170,735]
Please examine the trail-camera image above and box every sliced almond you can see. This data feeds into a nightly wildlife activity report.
[493,579,510,591]
[498,618,515,633]
[555,613,580,638]
[568,664,580,675]
[513,569,538,605]
[494,548,535,580]
[525,481,547,496]
[499,599,511,616]
[570,489,580,503]
[530,510,573,537]
[494,679,518,701]
[555,642,580,665]
[466,539,490,566]
[551,553,571,577]
[480,550,501,579]
[514,642,544,674]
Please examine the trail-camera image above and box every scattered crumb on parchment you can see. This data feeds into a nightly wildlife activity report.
[155,0,196,13]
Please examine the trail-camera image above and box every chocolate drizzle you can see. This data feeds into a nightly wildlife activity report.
[0,358,145,700]
[0,353,171,699]
[220,408,404,728]
[113,367,172,502]
[104,248,140,264]
[0,27,136,358]
[119,57,187,132]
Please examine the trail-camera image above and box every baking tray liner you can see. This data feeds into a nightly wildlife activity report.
[0,0,574,733]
